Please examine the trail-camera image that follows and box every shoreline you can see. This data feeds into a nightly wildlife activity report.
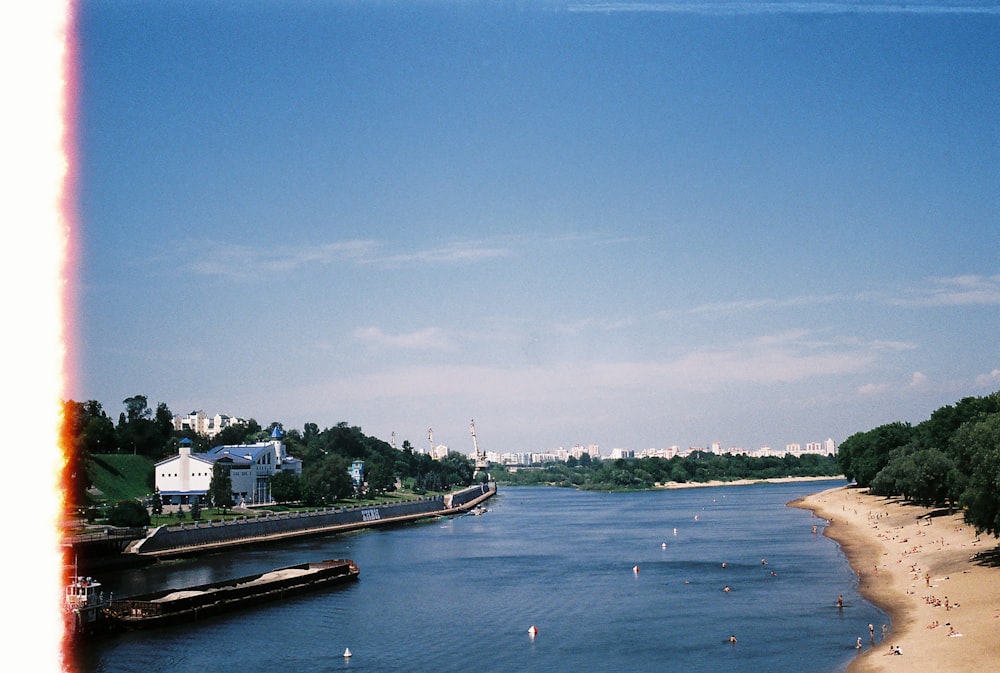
[791,485,1000,673]
[655,475,845,489]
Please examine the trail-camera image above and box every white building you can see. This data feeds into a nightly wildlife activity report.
[609,448,634,459]
[155,427,301,506]
[172,410,247,439]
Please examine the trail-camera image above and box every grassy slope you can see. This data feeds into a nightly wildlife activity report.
[87,454,155,503]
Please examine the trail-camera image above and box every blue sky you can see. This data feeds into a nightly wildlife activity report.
[68,0,999,455]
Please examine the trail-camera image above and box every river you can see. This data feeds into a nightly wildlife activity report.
[72,480,885,673]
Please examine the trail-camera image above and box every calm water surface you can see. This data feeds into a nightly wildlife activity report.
[74,480,886,673]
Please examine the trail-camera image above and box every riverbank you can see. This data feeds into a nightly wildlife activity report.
[791,485,1000,673]
[656,475,844,489]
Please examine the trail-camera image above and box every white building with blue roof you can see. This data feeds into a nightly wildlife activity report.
[155,427,302,506]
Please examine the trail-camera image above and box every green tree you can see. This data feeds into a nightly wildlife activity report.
[365,459,396,496]
[302,453,354,505]
[438,451,475,488]
[270,471,302,504]
[116,395,172,457]
[61,399,119,506]
[190,499,202,521]
[209,462,235,511]
[107,500,150,527]
[838,422,914,487]
[211,419,262,447]
[151,488,163,516]
[956,413,1000,536]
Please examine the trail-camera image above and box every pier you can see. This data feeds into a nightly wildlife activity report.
[128,482,496,559]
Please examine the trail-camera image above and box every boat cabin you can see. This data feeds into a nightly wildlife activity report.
[65,576,103,609]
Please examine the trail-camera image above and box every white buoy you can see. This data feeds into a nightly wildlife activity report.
[528,625,538,637]
[343,647,352,658]
[633,565,639,574]
[661,542,667,549]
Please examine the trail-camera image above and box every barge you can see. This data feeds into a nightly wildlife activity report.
[105,558,359,629]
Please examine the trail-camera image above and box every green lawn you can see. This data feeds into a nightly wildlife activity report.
[87,454,155,503]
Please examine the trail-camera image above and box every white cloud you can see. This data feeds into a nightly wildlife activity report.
[375,240,510,267]
[684,274,1000,319]
[891,275,1000,308]
[858,382,889,396]
[974,369,1000,389]
[909,371,928,387]
[321,329,879,403]
[689,294,844,315]
[353,326,456,351]
[184,239,378,277]
[182,237,512,277]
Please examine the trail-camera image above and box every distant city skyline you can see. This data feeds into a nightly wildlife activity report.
[68,2,999,458]
[173,405,836,457]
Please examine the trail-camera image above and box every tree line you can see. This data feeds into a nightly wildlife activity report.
[494,451,842,490]
[61,395,478,509]
[836,390,1000,536]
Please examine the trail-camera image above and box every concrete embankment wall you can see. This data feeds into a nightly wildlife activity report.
[448,481,494,508]
[135,482,495,557]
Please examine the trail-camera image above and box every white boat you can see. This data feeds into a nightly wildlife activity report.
[64,575,112,636]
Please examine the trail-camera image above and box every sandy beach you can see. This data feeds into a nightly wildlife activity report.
[656,475,843,489]
[791,485,1000,673]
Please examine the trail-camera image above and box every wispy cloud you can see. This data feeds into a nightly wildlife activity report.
[375,240,511,268]
[568,1,1000,15]
[687,274,1000,316]
[184,239,378,278]
[689,294,846,315]
[353,326,457,351]
[180,237,510,278]
[890,275,1000,308]
[322,328,880,403]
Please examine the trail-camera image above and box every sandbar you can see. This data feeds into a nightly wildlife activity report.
[791,485,1000,673]
[655,475,844,489]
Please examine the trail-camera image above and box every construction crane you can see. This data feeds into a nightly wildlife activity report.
[470,419,490,472]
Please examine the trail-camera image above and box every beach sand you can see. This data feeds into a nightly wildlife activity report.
[791,485,1000,673]
[656,475,843,489]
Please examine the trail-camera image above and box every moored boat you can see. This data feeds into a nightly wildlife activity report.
[64,574,114,636]
[105,558,359,629]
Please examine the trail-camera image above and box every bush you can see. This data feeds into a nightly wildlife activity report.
[107,499,150,527]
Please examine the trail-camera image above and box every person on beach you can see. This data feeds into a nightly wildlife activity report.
[869,623,874,641]
[856,637,862,650]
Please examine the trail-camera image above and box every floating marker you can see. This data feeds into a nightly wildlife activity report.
[661,542,667,549]
[633,565,640,574]
[528,625,538,637]
[343,648,352,658]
